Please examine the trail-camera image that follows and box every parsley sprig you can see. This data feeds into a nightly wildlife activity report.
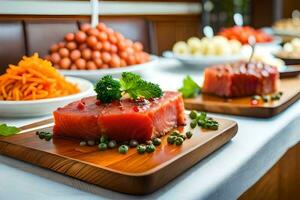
[178,76,201,98]
[95,72,163,103]
[0,124,20,136]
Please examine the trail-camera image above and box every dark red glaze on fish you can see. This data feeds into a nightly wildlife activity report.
[53,91,185,142]
[202,61,279,97]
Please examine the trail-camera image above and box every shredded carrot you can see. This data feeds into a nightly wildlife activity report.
[0,53,79,101]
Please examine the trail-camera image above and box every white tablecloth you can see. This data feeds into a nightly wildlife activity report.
[1,58,300,200]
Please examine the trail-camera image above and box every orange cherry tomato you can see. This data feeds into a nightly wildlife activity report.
[51,52,61,64]
[133,42,143,52]
[50,44,59,53]
[102,41,111,52]
[70,50,81,61]
[86,36,98,48]
[66,42,77,50]
[102,52,112,63]
[98,32,108,42]
[64,32,75,42]
[96,23,106,31]
[58,48,69,58]
[59,58,71,69]
[81,48,92,60]
[75,58,86,70]
[80,23,91,32]
[75,31,87,43]
[86,61,97,70]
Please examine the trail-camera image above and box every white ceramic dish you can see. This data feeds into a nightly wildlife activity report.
[0,77,94,118]
[162,51,246,69]
[59,56,158,82]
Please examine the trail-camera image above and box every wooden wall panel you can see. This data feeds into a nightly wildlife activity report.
[239,143,300,200]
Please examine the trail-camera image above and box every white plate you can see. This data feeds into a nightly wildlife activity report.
[162,51,245,69]
[59,56,158,82]
[0,77,94,118]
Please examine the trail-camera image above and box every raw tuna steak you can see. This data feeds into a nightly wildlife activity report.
[202,62,279,97]
[53,91,185,142]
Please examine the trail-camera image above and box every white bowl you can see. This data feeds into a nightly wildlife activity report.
[162,51,245,69]
[59,56,158,82]
[0,77,94,118]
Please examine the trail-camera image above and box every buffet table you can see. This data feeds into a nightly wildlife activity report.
[1,58,300,200]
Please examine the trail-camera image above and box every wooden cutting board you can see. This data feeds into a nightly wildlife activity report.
[184,77,300,118]
[0,115,237,195]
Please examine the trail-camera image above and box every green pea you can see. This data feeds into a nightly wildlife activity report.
[118,145,129,154]
[44,134,52,141]
[190,120,197,129]
[87,140,95,146]
[38,133,45,139]
[152,138,161,146]
[129,139,139,147]
[146,144,156,153]
[171,130,180,136]
[186,131,193,139]
[175,137,184,146]
[262,95,269,102]
[98,143,107,151]
[136,144,146,154]
[178,134,186,140]
[100,135,109,144]
[167,136,176,144]
[108,140,117,148]
[189,110,198,119]
[252,95,261,100]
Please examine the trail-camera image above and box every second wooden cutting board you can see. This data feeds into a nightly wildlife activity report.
[184,77,300,118]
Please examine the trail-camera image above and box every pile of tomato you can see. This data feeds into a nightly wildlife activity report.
[218,26,273,45]
[46,23,150,70]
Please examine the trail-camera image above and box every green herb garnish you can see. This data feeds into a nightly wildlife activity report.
[95,72,163,103]
[178,76,201,98]
[0,124,20,136]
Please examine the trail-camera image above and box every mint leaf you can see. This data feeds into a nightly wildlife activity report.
[0,124,20,136]
[178,76,201,98]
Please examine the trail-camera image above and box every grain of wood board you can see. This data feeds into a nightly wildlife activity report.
[0,114,237,194]
[184,78,300,118]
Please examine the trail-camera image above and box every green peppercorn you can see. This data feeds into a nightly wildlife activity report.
[118,145,129,154]
[36,131,39,135]
[178,134,186,140]
[100,135,109,144]
[87,140,95,146]
[171,130,180,136]
[146,144,156,153]
[190,120,197,129]
[80,141,87,146]
[262,95,269,102]
[175,137,184,146]
[108,140,117,148]
[278,91,283,96]
[44,134,52,141]
[136,144,146,154]
[271,94,280,100]
[129,139,139,147]
[186,131,193,139]
[167,136,176,144]
[189,110,198,119]
[152,138,161,146]
[38,133,45,139]
[252,95,261,100]
[98,143,107,151]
